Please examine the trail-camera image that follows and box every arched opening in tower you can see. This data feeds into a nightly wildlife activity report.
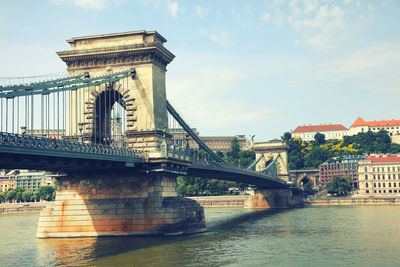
[93,89,126,146]
[299,177,312,188]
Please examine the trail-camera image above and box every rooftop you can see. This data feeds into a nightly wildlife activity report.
[351,117,400,127]
[366,154,400,163]
[292,124,347,133]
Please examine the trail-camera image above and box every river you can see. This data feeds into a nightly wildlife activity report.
[1,206,400,266]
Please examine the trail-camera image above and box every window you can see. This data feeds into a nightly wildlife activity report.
[395,183,397,187]
[379,183,381,187]
[389,190,393,193]
[383,183,386,187]
[389,183,392,187]
[383,174,385,180]
[388,167,391,172]
[388,174,391,180]
[374,190,377,193]
[373,174,376,180]
[393,167,396,172]
[365,174,368,180]
[379,190,382,193]
[364,167,368,172]
[366,183,369,188]
[374,183,376,187]
[384,190,386,193]
[366,190,369,193]
[378,174,381,180]
[373,167,375,172]
[395,190,398,193]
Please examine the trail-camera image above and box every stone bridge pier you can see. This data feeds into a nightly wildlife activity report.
[37,171,206,238]
[244,187,304,209]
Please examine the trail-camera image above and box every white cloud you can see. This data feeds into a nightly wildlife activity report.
[315,41,400,81]
[166,1,178,17]
[194,5,206,19]
[288,2,348,50]
[200,30,232,48]
[50,0,107,10]
[264,9,285,27]
[74,0,107,10]
[262,0,367,50]
[262,12,272,23]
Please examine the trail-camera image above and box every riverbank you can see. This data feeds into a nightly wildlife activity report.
[0,202,50,214]
[0,196,248,214]
[188,195,247,207]
[306,197,400,206]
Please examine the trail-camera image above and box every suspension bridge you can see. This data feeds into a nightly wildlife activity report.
[0,30,302,238]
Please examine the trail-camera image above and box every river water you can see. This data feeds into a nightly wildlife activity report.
[1,206,400,266]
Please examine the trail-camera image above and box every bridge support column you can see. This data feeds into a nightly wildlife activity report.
[37,173,205,238]
[244,188,303,209]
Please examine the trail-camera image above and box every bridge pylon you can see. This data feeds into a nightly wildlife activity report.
[252,140,289,181]
[57,30,174,157]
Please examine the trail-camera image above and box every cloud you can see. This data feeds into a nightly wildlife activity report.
[262,12,272,23]
[166,1,178,17]
[50,0,107,10]
[74,0,107,9]
[200,30,232,48]
[263,0,365,50]
[290,3,346,50]
[315,41,400,81]
[194,5,206,18]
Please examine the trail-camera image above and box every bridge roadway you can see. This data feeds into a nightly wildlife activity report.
[0,132,287,189]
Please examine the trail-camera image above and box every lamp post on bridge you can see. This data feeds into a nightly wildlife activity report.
[78,123,84,143]
[21,126,26,135]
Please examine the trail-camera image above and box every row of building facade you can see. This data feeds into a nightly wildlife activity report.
[317,154,400,197]
[292,117,400,143]
[0,170,56,192]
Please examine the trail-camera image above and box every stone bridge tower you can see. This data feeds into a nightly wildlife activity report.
[57,31,174,157]
[252,140,289,181]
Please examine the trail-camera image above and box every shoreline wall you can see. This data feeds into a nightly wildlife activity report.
[0,202,49,214]
[3,196,400,213]
[188,196,247,207]
[306,197,400,206]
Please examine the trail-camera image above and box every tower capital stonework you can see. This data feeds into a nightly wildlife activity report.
[57,30,175,72]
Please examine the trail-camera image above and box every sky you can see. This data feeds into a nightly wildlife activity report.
[0,0,399,142]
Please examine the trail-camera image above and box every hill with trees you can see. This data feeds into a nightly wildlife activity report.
[282,130,400,170]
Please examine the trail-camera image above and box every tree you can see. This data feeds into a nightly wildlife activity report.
[281,132,292,143]
[5,189,16,202]
[14,187,26,203]
[37,186,54,201]
[0,192,4,203]
[314,132,326,145]
[33,191,40,202]
[22,191,33,202]
[326,176,352,196]
[304,146,330,168]
[303,181,314,196]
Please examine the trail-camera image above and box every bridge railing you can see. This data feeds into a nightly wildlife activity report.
[0,132,144,160]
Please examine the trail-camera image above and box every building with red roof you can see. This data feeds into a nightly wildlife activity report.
[348,116,400,137]
[358,154,400,197]
[291,124,348,141]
